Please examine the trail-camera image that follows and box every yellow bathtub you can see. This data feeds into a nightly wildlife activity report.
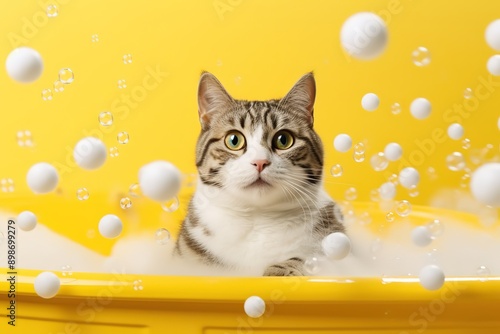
[1,0,500,333]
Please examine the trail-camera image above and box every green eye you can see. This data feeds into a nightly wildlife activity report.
[224,131,246,150]
[274,130,294,150]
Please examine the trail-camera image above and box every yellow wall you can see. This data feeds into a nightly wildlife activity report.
[1,0,499,254]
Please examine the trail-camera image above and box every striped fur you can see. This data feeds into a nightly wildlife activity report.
[174,72,345,276]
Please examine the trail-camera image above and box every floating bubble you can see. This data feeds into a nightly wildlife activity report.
[369,189,380,202]
[91,34,99,43]
[330,164,343,177]
[385,211,395,223]
[345,187,357,201]
[419,265,445,291]
[74,137,107,170]
[98,214,123,239]
[412,46,431,66]
[399,167,420,189]
[46,4,58,17]
[61,265,73,277]
[460,173,470,188]
[41,88,53,101]
[155,228,171,245]
[361,93,379,111]
[118,79,127,89]
[6,47,44,83]
[370,152,389,171]
[353,142,365,154]
[427,166,438,180]
[358,212,372,225]
[426,219,444,239]
[333,134,352,152]
[123,54,133,64]
[17,211,37,231]
[304,257,320,275]
[244,296,266,318]
[471,163,500,207]
[117,131,129,144]
[353,152,365,162]
[1,178,15,193]
[487,55,500,76]
[27,162,59,194]
[408,185,419,197]
[161,196,180,212]
[34,272,60,299]
[322,232,351,260]
[109,146,119,158]
[390,102,401,115]
[98,111,113,126]
[133,279,143,291]
[76,187,89,200]
[58,68,74,84]
[139,161,182,202]
[17,130,34,147]
[410,97,432,119]
[388,173,398,184]
[411,226,432,247]
[120,197,132,209]
[129,183,142,197]
[379,182,396,200]
[395,200,412,217]
[462,138,471,150]
[447,123,464,140]
[446,152,466,171]
[384,143,403,161]
[53,80,64,93]
[476,265,491,282]
[486,19,500,50]
[463,88,473,99]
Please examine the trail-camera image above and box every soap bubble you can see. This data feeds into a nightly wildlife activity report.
[462,138,471,150]
[370,152,389,171]
[58,68,74,84]
[161,196,180,212]
[41,88,53,101]
[53,80,64,93]
[155,228,171,245]
[118,79,127,89]
[412,46,431,66]
[463,88,473,99]
[1,178,15,192]
[410,97,432,120]
[304,257,320,275]
[388,173,398,184]
[345,187,357,201]
[446,152,466,171]
[98,111,113,126]
[361,93,379,111]
[395,200,412,217]
[353,152,365,162]
[120,197,132,209]
[76,187,89,200]
[129,183,142,197]
[408,185,419,197]
[333,134,352,152]
[419,265,445,290]
[46,4,58,17]
[390,102,401,115]
[61,265,73,277]
[353,142,365,154]
[17,130,34,147]
[5,47,44,83]
[379,182,396,200]
[460,173,470,188]
[330,164,343,177]
[91,34,99,43]
[427,166,438,180]
[385,211,395,222]
[476,265,490,282]
[369,189,380,202]
[426,219,444,239]
[123,54,133,64]
[117,131,129,144]
[109,146,119,158]
[133,279,143,291]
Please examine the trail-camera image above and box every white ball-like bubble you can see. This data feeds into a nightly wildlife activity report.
[419,265,445,291]
[98,214,123,239]
[411,226,432,247]
[139,161,182,202]
[399,167,420,189]
[486,19,500,51]
[487,55,500,76]
[17,211,37,231]
[5,47,44,83]
[410,97,432,120]
[361,93,379,111]
[322,232,351,260]
[340,12,388,60]
[244,296,266,318]
[34,271,60,299]
[384,142,403,161]
[379,182,396,200]
[74,137,107,170]
[26,162,59,194]
[447,123,464,140]
[470,163,500,207]
[333,134,352,153]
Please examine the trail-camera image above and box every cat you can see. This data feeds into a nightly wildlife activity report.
[173,72,345,276]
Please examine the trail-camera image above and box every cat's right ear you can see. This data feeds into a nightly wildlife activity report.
[197,72,235,129]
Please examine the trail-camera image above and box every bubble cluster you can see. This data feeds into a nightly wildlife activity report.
[353,142,365,162]
[154,228,171,245]
[462,138,471,150]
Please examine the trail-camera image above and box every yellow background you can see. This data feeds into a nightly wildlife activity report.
[1,0,499,255]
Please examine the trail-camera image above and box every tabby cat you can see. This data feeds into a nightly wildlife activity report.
[174,72,345,276]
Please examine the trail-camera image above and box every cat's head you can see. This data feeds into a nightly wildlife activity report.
[195,72,324,205]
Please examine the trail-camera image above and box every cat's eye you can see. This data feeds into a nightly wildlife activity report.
[224,131,246,151]
[273,130,294,150]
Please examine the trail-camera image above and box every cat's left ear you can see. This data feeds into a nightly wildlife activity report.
[198,72,235,129]
[281,72,316,125]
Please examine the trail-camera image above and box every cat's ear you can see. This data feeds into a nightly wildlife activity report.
[197,72,235,129]
[281,72,316,124]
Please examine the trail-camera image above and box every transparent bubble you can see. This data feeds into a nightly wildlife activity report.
[59,68,74,84]
[133,279,143,291]
[482,144,496,161]
[462,138,471,150]
[408,185,419,197]
[304,257,320,275]
[98,111,113,126]
[61,265,73,277]
[17,130,34,147]
[358,212,372,225]
[129,183,142,197]
[53,80,64,93]
[339,201,354,216]
[427,166,438,180]
[91,34,99,43]
[446,152,466,171]
[155,228,171,245]
[41,88,53,101]
[460,173,470,188]
[123,54,133,64]
[478,206,498,227]
[387,174,398,184]
[109,146,119,158]
[330,164,343,177]
[120,197,132,209]
[118,79,127,89]
[1,178,15,193]
[395,200,412,217]
[391,102,401,115]
[117,131,129,144]
[469,148,483,165]
[412,46,431,66]
[183,173,197,188]
[46,4,58,17]
[476,265,490,282]
[426,248,439,263]
[353,152,365,163]
[426,219,444,239]
[344,187,357,201]
[385,211,395,223]
[76,187,90,200]
[162,196,180,212]
[353,142,365,154]
[463,88,473,99]
[370,152,389,171]
[369,189,380,202]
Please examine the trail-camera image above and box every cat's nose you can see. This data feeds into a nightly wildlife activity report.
[251,159,271,173]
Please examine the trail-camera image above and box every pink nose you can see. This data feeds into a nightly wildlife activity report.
[251,159,270,173]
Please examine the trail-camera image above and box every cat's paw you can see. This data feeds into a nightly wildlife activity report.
[263,257,305,276]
